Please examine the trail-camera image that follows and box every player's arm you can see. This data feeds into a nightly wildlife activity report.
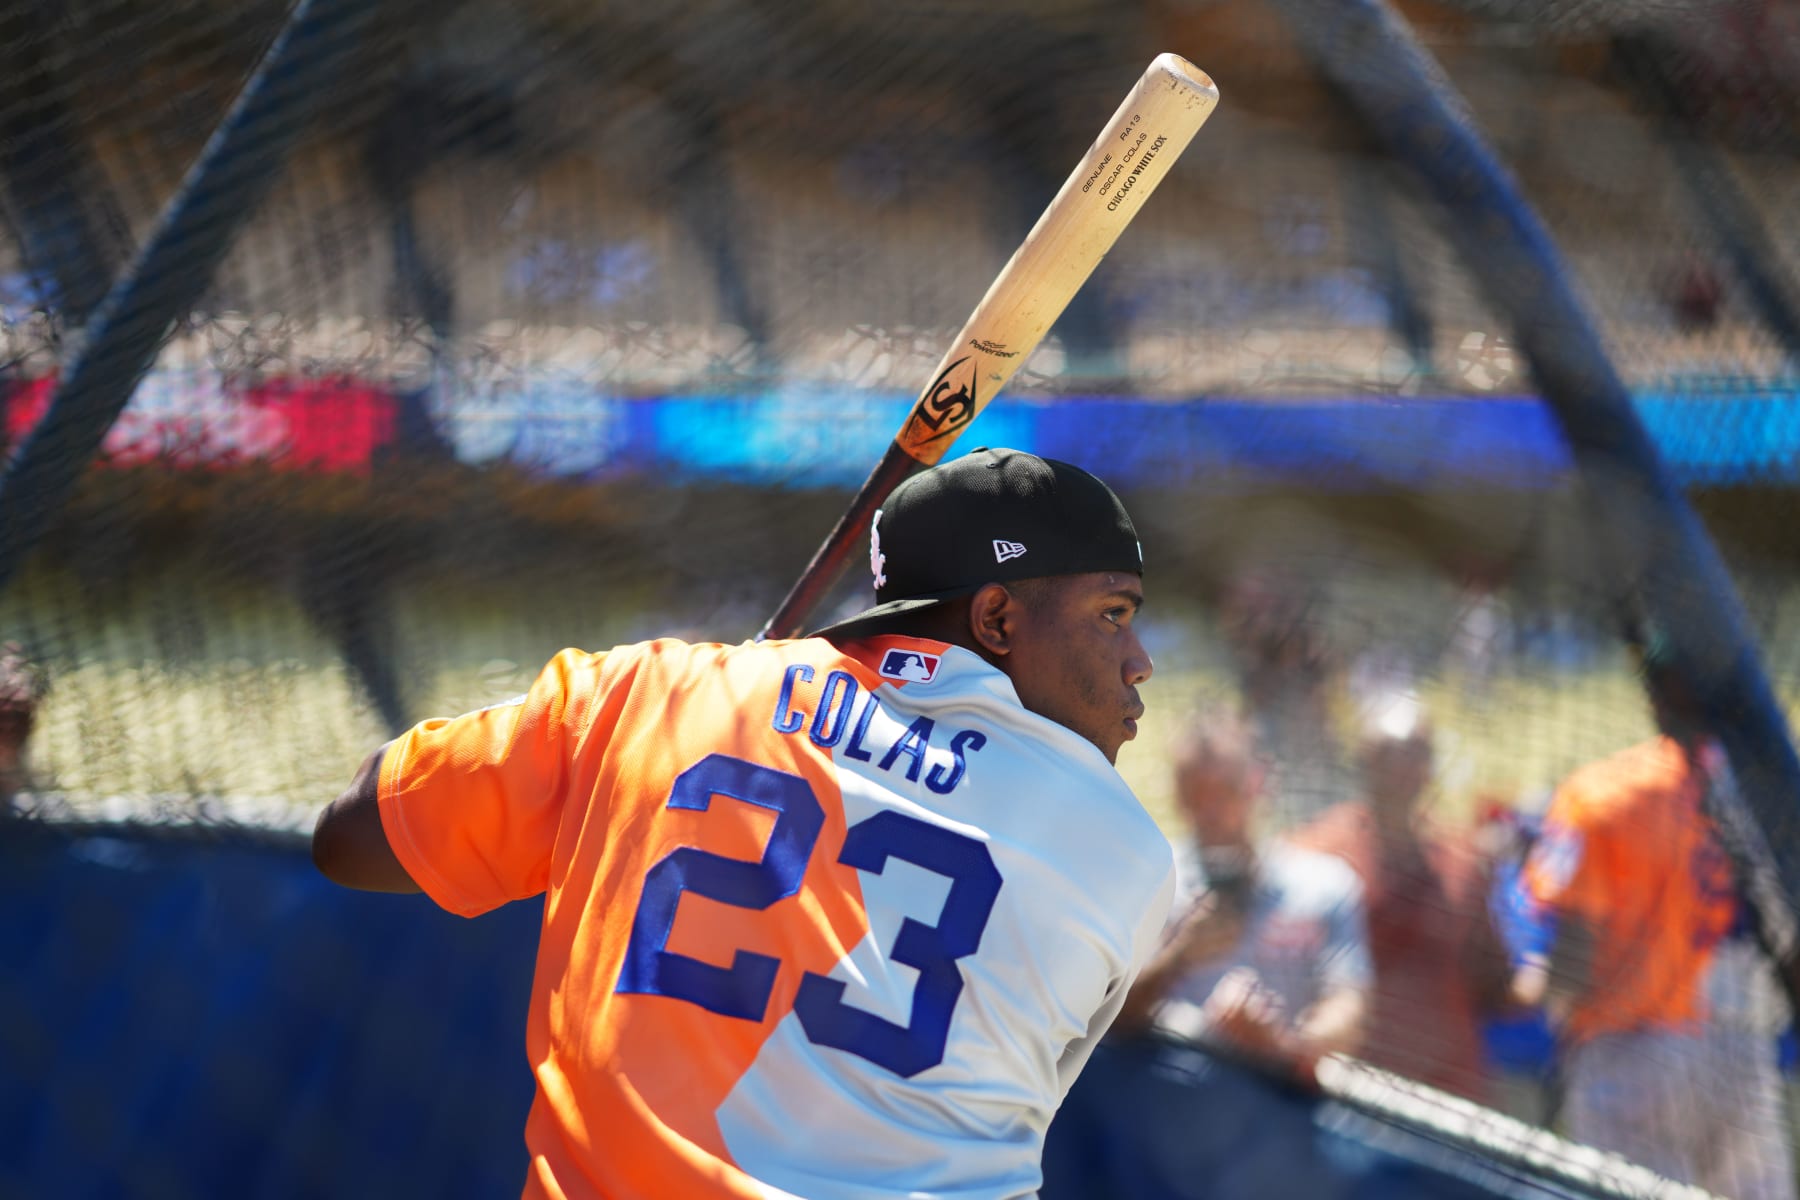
[313,742,422,894]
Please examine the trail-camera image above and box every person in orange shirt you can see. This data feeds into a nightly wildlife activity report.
[312,448,1177,1200]
[1521,644,1792,1198]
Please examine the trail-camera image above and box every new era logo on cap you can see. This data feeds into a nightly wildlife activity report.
[879,648,940,683]
[993,539,1027,563]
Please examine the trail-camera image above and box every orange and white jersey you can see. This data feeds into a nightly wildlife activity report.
[1523,736,1738,1043]
[378,634,1174,1200]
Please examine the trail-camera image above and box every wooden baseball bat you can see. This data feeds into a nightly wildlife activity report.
[759,52,1219,641]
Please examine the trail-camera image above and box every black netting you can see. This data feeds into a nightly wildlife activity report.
[2,0,1798,1195]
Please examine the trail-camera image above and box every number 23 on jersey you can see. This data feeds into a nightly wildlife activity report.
[615,753,1004,1079]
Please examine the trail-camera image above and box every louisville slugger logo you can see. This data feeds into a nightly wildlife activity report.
[901,356,978,448]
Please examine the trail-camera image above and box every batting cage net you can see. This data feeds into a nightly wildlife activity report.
[1,0,1798,1196]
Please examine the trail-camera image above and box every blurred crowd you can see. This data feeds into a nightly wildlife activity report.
[9,551,1796,1199]
[0,640,44,810]
[1045,572,1799,1200]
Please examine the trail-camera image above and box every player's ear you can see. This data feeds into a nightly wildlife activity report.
[968,583,1019,658]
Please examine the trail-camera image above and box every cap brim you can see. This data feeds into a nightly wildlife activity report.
[805,594,959,640]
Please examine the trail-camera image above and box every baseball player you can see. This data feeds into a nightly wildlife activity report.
[313,448,1176,1200]
[1522,640,1794,1198]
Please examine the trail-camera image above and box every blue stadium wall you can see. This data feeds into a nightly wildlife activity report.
[0,822,539,1199]
[4,820,1622,1200]
[5,376,1799,491]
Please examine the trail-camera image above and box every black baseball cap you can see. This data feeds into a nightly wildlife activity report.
[811,447,1143,637]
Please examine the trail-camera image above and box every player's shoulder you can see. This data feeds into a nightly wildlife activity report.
[1036,786,1156,881]
[820,633,1166,852]
[1553,737,1692,827]
[948,722,1170,895]
[523,645,614,696]
[525,638,771,713]
[585,634,832,677]
[1048,806,1172,921]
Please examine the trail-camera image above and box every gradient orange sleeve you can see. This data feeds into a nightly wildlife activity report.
[379,648,601,917]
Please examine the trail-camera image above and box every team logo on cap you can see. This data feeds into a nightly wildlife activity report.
[879,648,940,683]
[869,509,889,589]
[993,539,1027,563]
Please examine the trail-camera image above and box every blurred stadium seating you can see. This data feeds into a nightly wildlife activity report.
[2,0,1797,1195]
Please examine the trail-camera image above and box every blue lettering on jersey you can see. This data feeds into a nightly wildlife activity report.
[769,670,984,791]
[925,729,987,795]
[843,689,881,762]
[878,715,935,782]
[772,664,814,734]
[809,671,860,748]
[617,754,823,1020]
[794,809,1003,1077]
[1529,825,1583,895]
[620,754,1006,1077]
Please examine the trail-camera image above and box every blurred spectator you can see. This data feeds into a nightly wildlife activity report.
[1512,595,1607,674]
[1292,692,1516,1104]
[1041,710,1369,1200]
[1476,795,1559,1125]
[1218,572,1335,727]
[1445,582,1512,697]
[1116,709,1369,1078]
[1698,878,1795,1200]
[1520,655,1794,1197]
[1665,250,1725,332]
[1218,571,1354,824]
[1347,638,1419,711]
[0,641,47,809]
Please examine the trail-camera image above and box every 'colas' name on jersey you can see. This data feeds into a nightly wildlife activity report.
[771,664,985,795]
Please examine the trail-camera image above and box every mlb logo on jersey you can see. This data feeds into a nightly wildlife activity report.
[879,648,941,683]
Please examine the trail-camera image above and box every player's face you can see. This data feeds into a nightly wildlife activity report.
[1004,572,1152,765]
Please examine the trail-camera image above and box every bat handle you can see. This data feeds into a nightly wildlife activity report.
[758,441,925,641]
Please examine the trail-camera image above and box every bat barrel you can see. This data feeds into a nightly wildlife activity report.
[894,54,1219,465]
[759,54,1219,641]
